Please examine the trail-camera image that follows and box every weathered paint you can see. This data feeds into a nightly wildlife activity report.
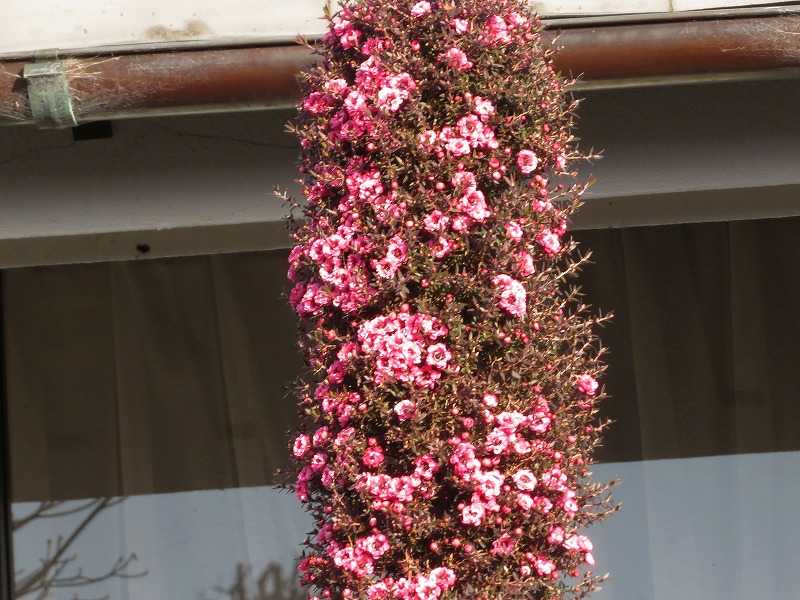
[4,14,800,127]
[0,0,782,56]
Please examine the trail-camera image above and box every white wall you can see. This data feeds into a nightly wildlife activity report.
[0,0,784,56]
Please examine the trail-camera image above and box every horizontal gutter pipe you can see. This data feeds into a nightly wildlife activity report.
[1,13,800,128]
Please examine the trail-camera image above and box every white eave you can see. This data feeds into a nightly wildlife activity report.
[0,0,792,57]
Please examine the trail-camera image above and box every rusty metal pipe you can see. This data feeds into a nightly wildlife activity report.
[2,14,800,127]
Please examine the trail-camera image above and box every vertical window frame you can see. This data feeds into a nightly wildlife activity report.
[0,273,12,600]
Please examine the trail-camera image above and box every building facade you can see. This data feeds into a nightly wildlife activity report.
[1,2,800,598]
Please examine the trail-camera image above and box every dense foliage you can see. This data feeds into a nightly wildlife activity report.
[282,1,615,597]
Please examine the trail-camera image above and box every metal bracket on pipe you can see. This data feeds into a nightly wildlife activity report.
[23,50,77,129]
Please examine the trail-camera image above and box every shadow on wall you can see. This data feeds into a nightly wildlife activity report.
[204,562,304,600]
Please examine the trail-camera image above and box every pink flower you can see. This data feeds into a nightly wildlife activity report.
[303,92,335,115]
[451,18,469,33]
[324,78,349,95]
[339,28,362,50]
[375,235,408,279]
[429,236,454,259]
[577,374,599,395]
[517,251,535,277]
[410,1,432,17]
[516,149,539,174]
[492,274,527,318]
[483,392,498,408]
[313,426,331,447]
[344,90,368,114]
[485,428,510,455]
[361,36,392,57]
[508,11,529,29]
[484,15,511,45]
[441,47,473,71]
[327,360,346,383]
[512,469,538,491]
[293,434,311,458]
[461,502,485,526]
[534,557,557,578]
[418,130,439,151]
[496,411,526,432]
[476,470,504,497]
[362,446,385,468]
[505,220,523,241]
[424,210,450,233]
[516,493,534,511]
[450,215,472,232]
[426,343,452,369]
[377,86,406,112]
[548,526,565,545]
[337,341,359,362]
[490,533,516,555]
[393,400,417,421]
[321,466,335,489]
[445,138,471,156]
[310,452,327,470]
[358,311,449,388]
[536,229,562,255]
[429,567,456,589]
[335,427,355,447]
[457,189,491,222]
[541,467,568,492]
[532,495,554,513]
[451,170,476,192]
[473,96,495,120]
[414,455,440,479]
[562,489,580,514]
[358,531,391,559]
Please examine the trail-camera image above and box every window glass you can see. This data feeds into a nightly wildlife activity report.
[5,251,310,599]
[5,219,800,599]
[579,218,800,599]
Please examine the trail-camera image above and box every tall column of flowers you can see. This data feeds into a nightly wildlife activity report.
[283,0,615,597]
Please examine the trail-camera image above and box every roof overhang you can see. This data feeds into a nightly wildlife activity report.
[2,7,800,127]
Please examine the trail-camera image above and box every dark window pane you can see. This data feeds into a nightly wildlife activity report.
[574,219,800,599]
[4,251,310,599]
[4,219,800,599]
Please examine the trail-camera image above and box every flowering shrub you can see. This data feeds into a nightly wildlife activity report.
[283,0,615,597]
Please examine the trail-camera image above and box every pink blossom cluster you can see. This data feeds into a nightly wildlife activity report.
[418,113,499,158]
[343,161,407,224]
[439,47,473,71]
[374,235,408,279]
[357,310,451,388]
[364,566,456,599]
[328,531,391,578]
[444,390,595,576]
[481,11,531,45]
[288,221,376,316]
[492,274,527,318]
[450,403,552,527]
[287,0,610,596]
[418,169,493,243]
[356,455,439,516]
[323,57,417,143]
